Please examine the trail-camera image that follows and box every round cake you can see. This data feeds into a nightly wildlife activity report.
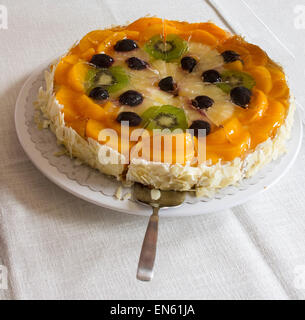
[37,17,294,197]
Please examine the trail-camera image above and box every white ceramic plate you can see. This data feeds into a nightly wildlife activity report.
[15,62,303,217]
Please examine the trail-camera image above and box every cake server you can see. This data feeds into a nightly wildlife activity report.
[134,183,186,281]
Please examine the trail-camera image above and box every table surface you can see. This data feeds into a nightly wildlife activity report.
[1,0,305,300]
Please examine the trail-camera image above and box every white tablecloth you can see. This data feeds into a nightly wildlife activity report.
[1,0,305,300]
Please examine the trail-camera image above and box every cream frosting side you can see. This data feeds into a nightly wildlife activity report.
[36,64,126,180]
[37,63,295,198]
[127,102,295,197]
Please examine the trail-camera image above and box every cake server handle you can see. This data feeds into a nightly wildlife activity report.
[136,206,159,281]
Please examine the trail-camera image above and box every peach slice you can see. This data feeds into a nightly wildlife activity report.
[277,99,290,113]
[220,37,268,67]
[80,48,96,61]
[269,80,289,99]
[97,31,139,53]
[221,139,250,160]
[102,101,119,120]
[130,132,195,165]
[165,21,229,41]
[207,117,245,144]
[126,17,163,32]
[244,43,268,66]
[67,62,89,93]
[182,30,218,46]
[206,118,251,161]
[69,45,82,56]
[54,54,80,86]
[207,130,251,161]
[218,44,252,66]
[75,95,106,121]
[166,132,195,164]
[78,30,113,52]
[265,99,286,121]
[195,23,229,41]
[237,89,268,124]
[86,119,123,153]
[267,65,285,81]
[55,86,81,122]
[127,18,228,42]
[206,127,227,145]
[222,117,247,143]
[54,61,72,86]
[224,60,243,71]
[163,22,183,37]
[139,24,180,42]
[248,66,272,93]
[205,151,220,165]
[56,85,79,101]
[86,119,106,141]
[66,119,87,138]
[248,99,285,147]
[123,30,140,39]
[219,133,251,160]
[138,24,164,41]
[61,108,79,123]
[88,119,137,157]
[62,54,79,65]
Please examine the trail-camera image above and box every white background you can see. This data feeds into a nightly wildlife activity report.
[1,0,305,299]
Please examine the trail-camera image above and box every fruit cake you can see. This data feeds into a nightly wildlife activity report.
[37,17,294,197]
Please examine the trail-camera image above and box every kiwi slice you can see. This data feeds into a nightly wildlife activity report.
[217,70,255,94]
[141,105,188,131]
[144,34,188,62]
[86,66,129,94]
[85,68,98,92]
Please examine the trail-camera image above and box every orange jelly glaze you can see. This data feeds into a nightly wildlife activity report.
[54,17,290,164]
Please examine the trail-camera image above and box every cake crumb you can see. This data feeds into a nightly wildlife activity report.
[123,192,132,200]
[151,189,161,200]
[54,149,68,157]
[74,158,83,166]
[115,186,123,200]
